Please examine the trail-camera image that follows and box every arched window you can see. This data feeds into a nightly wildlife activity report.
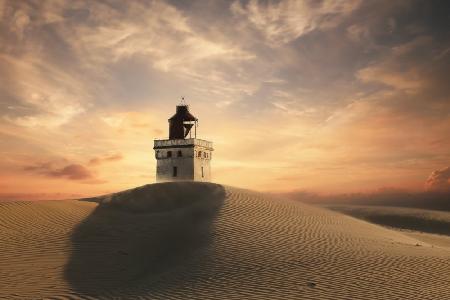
[167,151,172,158]
[177,150,182,157]
[198,151,202,158]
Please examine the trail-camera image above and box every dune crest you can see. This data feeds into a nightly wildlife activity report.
[85,181,225,213]
[1,182,449,299]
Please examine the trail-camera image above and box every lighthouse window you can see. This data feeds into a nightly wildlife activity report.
[167,151,172,158]
[173,166,177,177]
[177,150,182,157]
[201,166,204,177]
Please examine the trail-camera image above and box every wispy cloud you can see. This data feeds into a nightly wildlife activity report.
[24,162,93,181]
[231,0,361,44]
[89,153,123,166]
[426,166,450,191]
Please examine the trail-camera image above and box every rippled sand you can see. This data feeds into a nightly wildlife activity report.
[1,182,449,299]
[324,204,450,236]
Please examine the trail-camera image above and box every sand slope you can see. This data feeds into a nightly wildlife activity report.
[1,182,449,299]
[324,204,450,236]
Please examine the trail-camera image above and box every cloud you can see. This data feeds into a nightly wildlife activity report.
[425,166,450,191]
[346,23,369,43]
[0,53,87,129]
[357,63,424,92]
[356,36,435,93]
[0,0,258,128]
[72,1,254,76]
[89,153,123,166]
[24,162,93,181]
[231,0,360,44]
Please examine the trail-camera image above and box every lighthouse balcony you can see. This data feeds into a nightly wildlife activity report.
[153,138,213,150]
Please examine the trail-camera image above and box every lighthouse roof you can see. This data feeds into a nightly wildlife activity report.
[169,105,197,122]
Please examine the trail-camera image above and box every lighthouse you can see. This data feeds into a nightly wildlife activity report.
[153,102,213,182]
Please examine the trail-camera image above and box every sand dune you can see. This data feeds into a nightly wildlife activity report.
[1,182,449,299]
[324,205,450,236]
[286,190,450,212]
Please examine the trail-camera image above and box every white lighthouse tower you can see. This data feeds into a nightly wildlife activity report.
[153,102,213,182]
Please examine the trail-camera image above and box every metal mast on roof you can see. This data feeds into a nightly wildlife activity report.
[186,96,191,139]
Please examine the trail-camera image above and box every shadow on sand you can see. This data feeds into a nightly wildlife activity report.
[64,182,225,297]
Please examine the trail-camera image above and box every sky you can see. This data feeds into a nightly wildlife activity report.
[0,0,449,200]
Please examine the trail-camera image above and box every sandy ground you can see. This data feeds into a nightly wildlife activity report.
[403,231,450,249]
[1,182,449,299]
[324,204,450,248]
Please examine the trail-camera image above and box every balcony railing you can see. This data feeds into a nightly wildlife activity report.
[154,138,213,149]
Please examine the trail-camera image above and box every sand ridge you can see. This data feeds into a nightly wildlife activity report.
[0,182,449,299]
[324,204,450,236]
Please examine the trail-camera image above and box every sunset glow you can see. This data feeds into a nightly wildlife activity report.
[1,0,449,199]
